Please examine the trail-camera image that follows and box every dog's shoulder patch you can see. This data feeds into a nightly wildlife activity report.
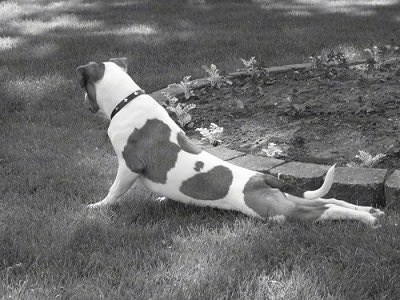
[194,161,204,172]
[180,165,233,200]
[122,119,180,183]
[177,131,202,154]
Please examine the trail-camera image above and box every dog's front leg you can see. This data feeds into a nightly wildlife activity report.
[88,165,139,209]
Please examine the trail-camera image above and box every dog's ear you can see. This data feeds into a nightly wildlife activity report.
[76,62,105,88]
[109,57,128,73]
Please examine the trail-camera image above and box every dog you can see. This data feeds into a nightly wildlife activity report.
[76,58,384,227]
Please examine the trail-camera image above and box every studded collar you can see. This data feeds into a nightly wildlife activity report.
[110,89,145,120]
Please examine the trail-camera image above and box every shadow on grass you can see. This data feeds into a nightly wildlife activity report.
[2,0,400,90]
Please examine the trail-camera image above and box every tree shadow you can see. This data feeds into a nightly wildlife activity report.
[254,0,400,16]
[2,0,400,88]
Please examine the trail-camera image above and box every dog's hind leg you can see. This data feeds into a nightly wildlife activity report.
[284,195,381,228]
[287,195,383,215]
[88,165,139,209]
[315,204,380,228]
[314,198,384,216]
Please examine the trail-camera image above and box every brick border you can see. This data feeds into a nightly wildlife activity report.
[204,147,397,209]
[150,60,399,209]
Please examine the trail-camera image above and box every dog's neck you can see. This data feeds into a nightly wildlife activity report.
[96,65,142,119]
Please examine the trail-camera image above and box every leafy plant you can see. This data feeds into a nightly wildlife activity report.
[309,54,324,69]
[239,56,271,94]
[260,143,286,158]
[240,56,269,78]
[364,41,400,72]
[168,76,195,100]
[346,150,386,168]
[164,93,196,128]
[202,64,232,88]
[309,50,349,79]
[240,56,258,75]
[196,123,223,146]
[327,50,348,67]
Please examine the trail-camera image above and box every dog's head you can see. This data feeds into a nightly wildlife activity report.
[76,57,131,115]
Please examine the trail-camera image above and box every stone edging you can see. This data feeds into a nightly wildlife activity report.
[204,145,398,210]
[149,60,399,210]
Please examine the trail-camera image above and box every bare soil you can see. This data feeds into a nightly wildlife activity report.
[182,64,400,169]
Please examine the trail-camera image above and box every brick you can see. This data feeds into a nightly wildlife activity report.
[384,170,400,210]
[228,154,284,172]
[326,167,387,207]
[268,161,331,191]
[203,146,245,161]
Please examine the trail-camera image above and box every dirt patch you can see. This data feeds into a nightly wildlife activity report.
[179,63,400,169]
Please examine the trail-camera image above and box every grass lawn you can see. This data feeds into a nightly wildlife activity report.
[1,0,400,298]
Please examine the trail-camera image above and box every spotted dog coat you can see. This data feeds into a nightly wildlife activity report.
[76,58,384,227]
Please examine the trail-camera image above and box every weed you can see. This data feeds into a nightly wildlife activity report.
[196,123,223,146]
[164,93,196,128]
[364,41,400,72]
[309,49,349,79]
[202,64,232,88]
[260,143,286,158]
[240,56,258,75]
[168,76,195,100]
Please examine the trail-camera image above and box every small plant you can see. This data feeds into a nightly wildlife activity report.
[164,93,196,128]
[364,43,382,72]
[240,56,258,74]
[202,64,232,88]
[309,54,324,69]
[364,41,400,72]
[196,123,223,146]
[168,76,195,100]
[327,50,348,67]
[260,143,286,158]
[240,56,262,76]
[163,92,179,106]
[346,150,386,168]
[309,50,349,79]
[240,56,271,86]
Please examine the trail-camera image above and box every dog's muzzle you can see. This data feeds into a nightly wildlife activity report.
[84,92,99,113]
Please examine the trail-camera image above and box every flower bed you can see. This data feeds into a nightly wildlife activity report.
[154,46,400,169]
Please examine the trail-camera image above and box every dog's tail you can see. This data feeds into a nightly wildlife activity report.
[303,164,336,200]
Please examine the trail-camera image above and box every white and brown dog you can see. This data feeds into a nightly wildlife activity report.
[76,58,384,227]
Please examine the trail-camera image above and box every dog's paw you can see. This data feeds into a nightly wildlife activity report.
[369,216,382,229]
[369,207,385,217]
[268,215,286,224]
[87,202,105,210]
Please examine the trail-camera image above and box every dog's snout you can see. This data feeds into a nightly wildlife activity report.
[83,92,100,113]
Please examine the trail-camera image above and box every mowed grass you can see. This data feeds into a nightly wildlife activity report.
[1,0,400,298]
